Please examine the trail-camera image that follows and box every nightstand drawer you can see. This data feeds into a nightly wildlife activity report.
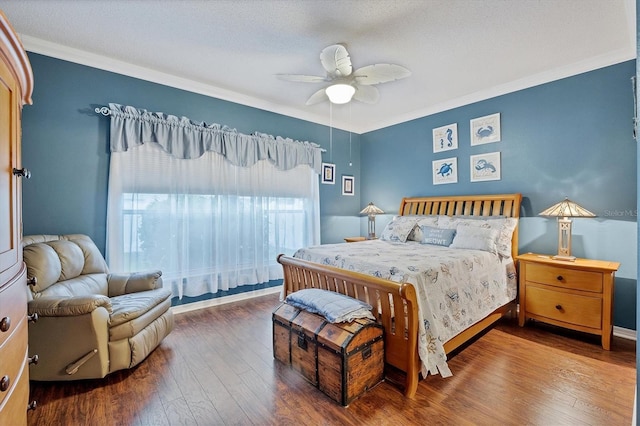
[525,285,602,329]
[526,263,602,293]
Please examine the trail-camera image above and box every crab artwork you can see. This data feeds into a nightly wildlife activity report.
[437,162,454,177]
[474,159,496,172]
[476,126,494,138]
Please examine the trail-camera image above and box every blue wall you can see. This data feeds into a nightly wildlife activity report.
[360,61,637,330]
[21,53,636,329]
[21,53,361,254]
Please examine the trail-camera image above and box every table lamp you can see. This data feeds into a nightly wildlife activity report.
[538,197,596,261]
[360,202,384,239]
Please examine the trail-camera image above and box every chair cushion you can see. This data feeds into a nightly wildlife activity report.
[109,288,172,341]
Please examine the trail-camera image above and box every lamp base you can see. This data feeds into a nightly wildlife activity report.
[552,254,576,262]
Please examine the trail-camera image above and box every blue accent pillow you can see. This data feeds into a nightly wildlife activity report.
[420,226,456,246]
[285,288,375,323]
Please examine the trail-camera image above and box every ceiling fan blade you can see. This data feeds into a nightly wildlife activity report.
[276,74,327,83]
[353,64,411,85]
[305,88,328,105]
[353,85,379,104]
[320,44,353,78]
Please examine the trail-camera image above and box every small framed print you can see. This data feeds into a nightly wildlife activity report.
[432,157,458,185]
[342,175,355,196]
[432,123,458,153]
[470,151,501,182]
[321,162,335,184]
[470,113,501,145]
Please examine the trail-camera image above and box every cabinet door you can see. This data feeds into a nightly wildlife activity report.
[0,56,21,284]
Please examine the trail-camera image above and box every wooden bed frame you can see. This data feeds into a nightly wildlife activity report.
[277,193,522,398]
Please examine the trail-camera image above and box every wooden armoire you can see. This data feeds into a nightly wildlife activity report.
[0,10,34,425]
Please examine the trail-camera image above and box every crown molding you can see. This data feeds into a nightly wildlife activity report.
[361,47,636,134]
[20,34,635,136]
[19,34,356,132]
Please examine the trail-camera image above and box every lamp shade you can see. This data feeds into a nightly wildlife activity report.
[360,202,384,215]
[325,84,355,104]
[538,197,596,218]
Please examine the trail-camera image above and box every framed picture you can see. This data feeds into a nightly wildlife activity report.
[321,162,335,184]
[470,151,501,182]
[432,123,458,153]
[342,175,355,196]
[432,157,458,185]
[470,113,501,146]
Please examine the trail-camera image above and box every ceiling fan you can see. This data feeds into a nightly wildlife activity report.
[277,44,411,105]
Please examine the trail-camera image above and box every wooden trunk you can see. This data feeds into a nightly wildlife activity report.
[273,303,384,406]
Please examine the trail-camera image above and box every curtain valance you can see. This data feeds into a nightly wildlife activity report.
[106,103,324,174]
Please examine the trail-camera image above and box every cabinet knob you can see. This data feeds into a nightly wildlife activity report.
[27,276,37,287]
[0,317,10,332]
[555,304,563,310]
[28,355,39,365]
[556,275,563,281]
[12,168,31,179]
[27,400,37,411]
[28,313,38,323]
[0,375,10,392]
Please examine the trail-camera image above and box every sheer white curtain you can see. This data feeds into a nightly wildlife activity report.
[105,104,321,299]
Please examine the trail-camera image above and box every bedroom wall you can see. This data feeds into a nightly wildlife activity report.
[360,60,637,330]
[20,53,638,329]
[20,53,361,257]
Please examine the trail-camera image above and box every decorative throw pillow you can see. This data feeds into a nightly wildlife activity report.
[449,226,499,254]
[420,226,456,246]
[285,288,375,323]
[379,216,420,243]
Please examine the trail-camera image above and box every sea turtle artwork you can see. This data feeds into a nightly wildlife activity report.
[474,159,496,172]
[437,162,454,177]
[476,126,494,138]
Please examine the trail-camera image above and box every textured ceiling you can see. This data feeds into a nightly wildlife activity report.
[1,0,636,133]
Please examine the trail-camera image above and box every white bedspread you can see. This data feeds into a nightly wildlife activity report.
[293,239,517,377]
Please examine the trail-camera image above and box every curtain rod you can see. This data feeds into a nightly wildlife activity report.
[95,106,110,116]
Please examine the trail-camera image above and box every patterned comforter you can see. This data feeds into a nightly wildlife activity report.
[293,239,517,377]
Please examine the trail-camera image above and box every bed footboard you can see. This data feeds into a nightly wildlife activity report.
[277,254,421,398]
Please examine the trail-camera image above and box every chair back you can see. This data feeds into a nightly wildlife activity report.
[23,234,110,299]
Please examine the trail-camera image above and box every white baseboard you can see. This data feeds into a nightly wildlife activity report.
[171,286,281,315]
[613,326,637,341]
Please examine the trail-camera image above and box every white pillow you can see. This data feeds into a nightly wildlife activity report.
[449,226,499,254]
[379,216,420,243]
[437,215,517,257]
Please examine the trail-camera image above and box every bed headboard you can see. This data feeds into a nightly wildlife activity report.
[398,193,522,258]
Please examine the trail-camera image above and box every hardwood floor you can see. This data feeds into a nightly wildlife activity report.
[27,293,636,425]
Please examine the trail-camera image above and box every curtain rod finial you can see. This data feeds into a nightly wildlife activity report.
[95,106,110,116]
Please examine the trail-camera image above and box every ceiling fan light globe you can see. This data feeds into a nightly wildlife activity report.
[325,84,355,104]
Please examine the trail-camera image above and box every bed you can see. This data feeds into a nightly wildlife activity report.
[277,193,522,398]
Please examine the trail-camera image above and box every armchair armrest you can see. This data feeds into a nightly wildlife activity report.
[28,295,113,317]
[107,270,163,296]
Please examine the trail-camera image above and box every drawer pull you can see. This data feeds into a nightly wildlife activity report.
[12,167,31,179]
[27,276,37,287]
[29,355,39,365]
[556,275,563,281]
[28,313,39,323]
[0,316,10,332]
[555,304,563,310]
[0,375,9,392]
[27,400,37,411]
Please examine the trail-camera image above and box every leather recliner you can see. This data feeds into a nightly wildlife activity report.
[23,234,174,381]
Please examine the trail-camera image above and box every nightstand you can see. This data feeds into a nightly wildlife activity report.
[344,237,367,243]
[516,253,620,350]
